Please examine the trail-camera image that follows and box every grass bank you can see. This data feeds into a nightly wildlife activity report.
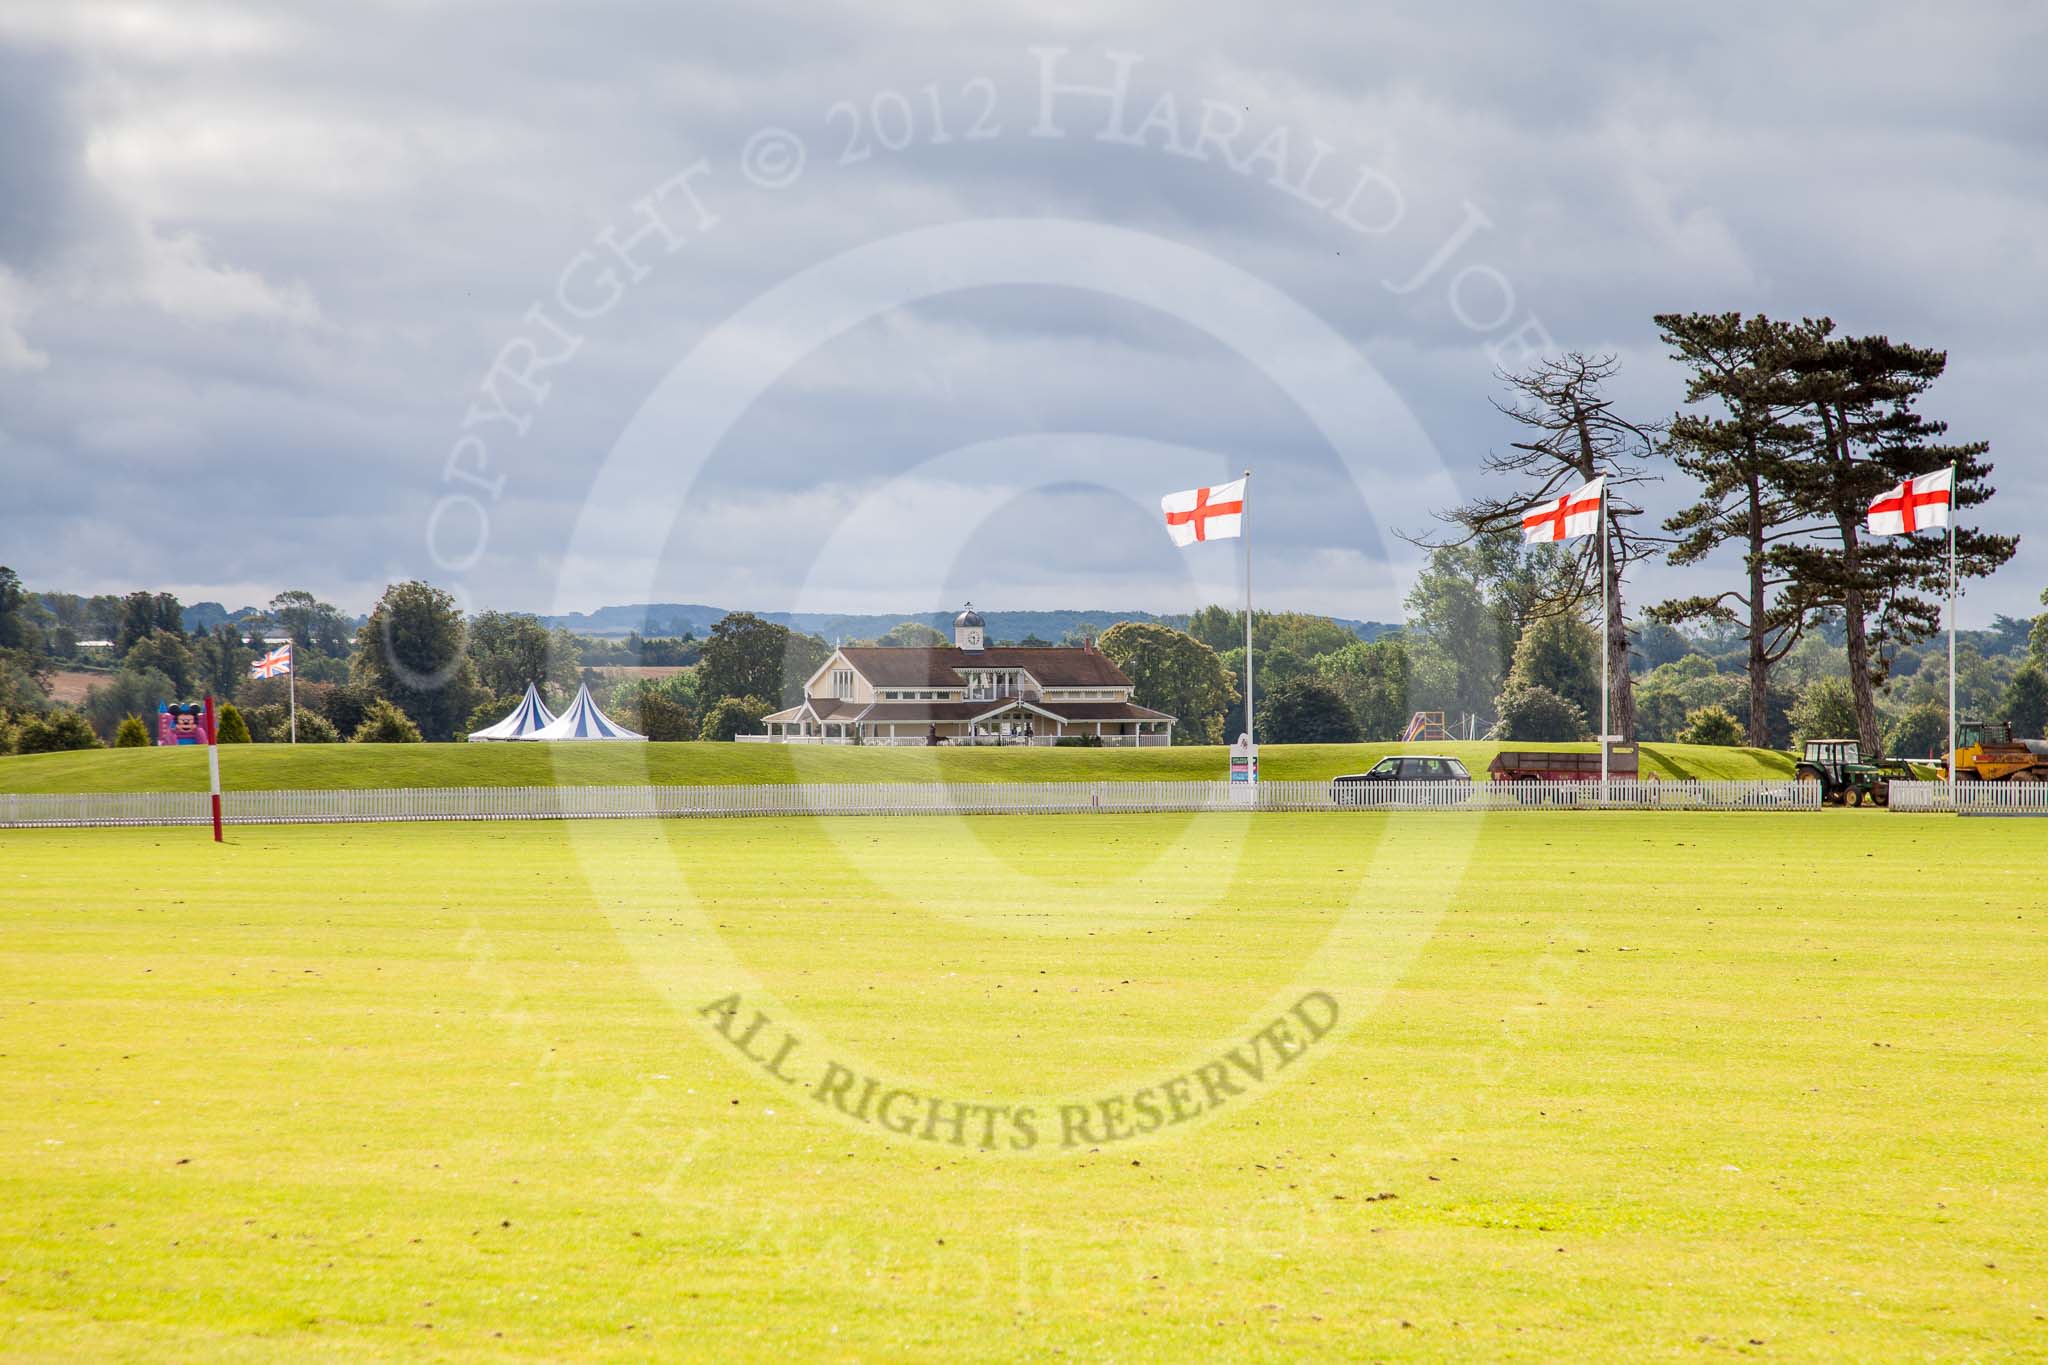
[0,739,1797,794]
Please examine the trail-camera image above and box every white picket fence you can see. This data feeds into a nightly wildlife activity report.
[1888,780,2048,816]
[0,778,1822,830]
[0,791,213,828]
[1887,781,1954,813]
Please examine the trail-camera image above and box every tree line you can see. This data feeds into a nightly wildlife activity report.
[0,575,735,751]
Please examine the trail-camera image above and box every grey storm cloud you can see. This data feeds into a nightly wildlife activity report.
[0,0,2042,623]
[0,44,82,267]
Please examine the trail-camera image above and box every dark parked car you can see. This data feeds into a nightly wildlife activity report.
[1330,755,1474,806]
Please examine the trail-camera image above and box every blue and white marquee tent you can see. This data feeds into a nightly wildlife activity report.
[529,683,646,741]
[467,682,556,742]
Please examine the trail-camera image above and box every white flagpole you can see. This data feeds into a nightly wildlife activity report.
[1599,482,1611,806]
[288,644,298,744]
[1947,462,1957,785]
[1242,469,1254,753]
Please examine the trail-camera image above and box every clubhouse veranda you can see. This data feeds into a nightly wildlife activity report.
[754,607,1177,746]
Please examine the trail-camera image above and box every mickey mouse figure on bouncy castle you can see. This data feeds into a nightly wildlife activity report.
[157,702,208,745]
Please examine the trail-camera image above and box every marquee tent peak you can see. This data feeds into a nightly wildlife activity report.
[467,682,556,742]
[528,683,646,741]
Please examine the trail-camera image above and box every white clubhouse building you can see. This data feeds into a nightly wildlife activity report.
[753,607,1176,746]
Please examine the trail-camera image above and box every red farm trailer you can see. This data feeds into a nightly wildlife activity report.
[1488,746,1640,782]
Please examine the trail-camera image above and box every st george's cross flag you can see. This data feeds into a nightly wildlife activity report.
[1161,478,1246,546]
[1521,477,1606,544]
[1867,468,1953,536]
[250,642,293,678]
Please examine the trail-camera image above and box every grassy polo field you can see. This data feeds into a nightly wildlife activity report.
[3,754,2043,1358]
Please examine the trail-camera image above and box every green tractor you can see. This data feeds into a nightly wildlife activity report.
[1795,739,1897,807]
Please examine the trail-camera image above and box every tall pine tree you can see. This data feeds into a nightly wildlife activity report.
[1651,312,1825,746]
[1430,353,1661,741]
[1769,322,2016,753]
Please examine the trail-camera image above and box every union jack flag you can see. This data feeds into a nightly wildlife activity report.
[250,642,293,678]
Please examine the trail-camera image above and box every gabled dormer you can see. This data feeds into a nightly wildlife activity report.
[805,650,871,704]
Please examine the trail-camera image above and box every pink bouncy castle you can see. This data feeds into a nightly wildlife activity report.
[157,702,208,745]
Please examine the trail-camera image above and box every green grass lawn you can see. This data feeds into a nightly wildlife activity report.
[0,738,1797,793]
[2,811,2041,1359]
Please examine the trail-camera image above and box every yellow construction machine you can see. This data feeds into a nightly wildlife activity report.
[1948,719,2048,783]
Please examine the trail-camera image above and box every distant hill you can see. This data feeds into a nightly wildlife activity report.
[180,602,266,634]
[32,588,1394,646]
[537,603,1401,644]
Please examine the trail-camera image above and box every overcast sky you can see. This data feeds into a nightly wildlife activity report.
[2,0,2043,626]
